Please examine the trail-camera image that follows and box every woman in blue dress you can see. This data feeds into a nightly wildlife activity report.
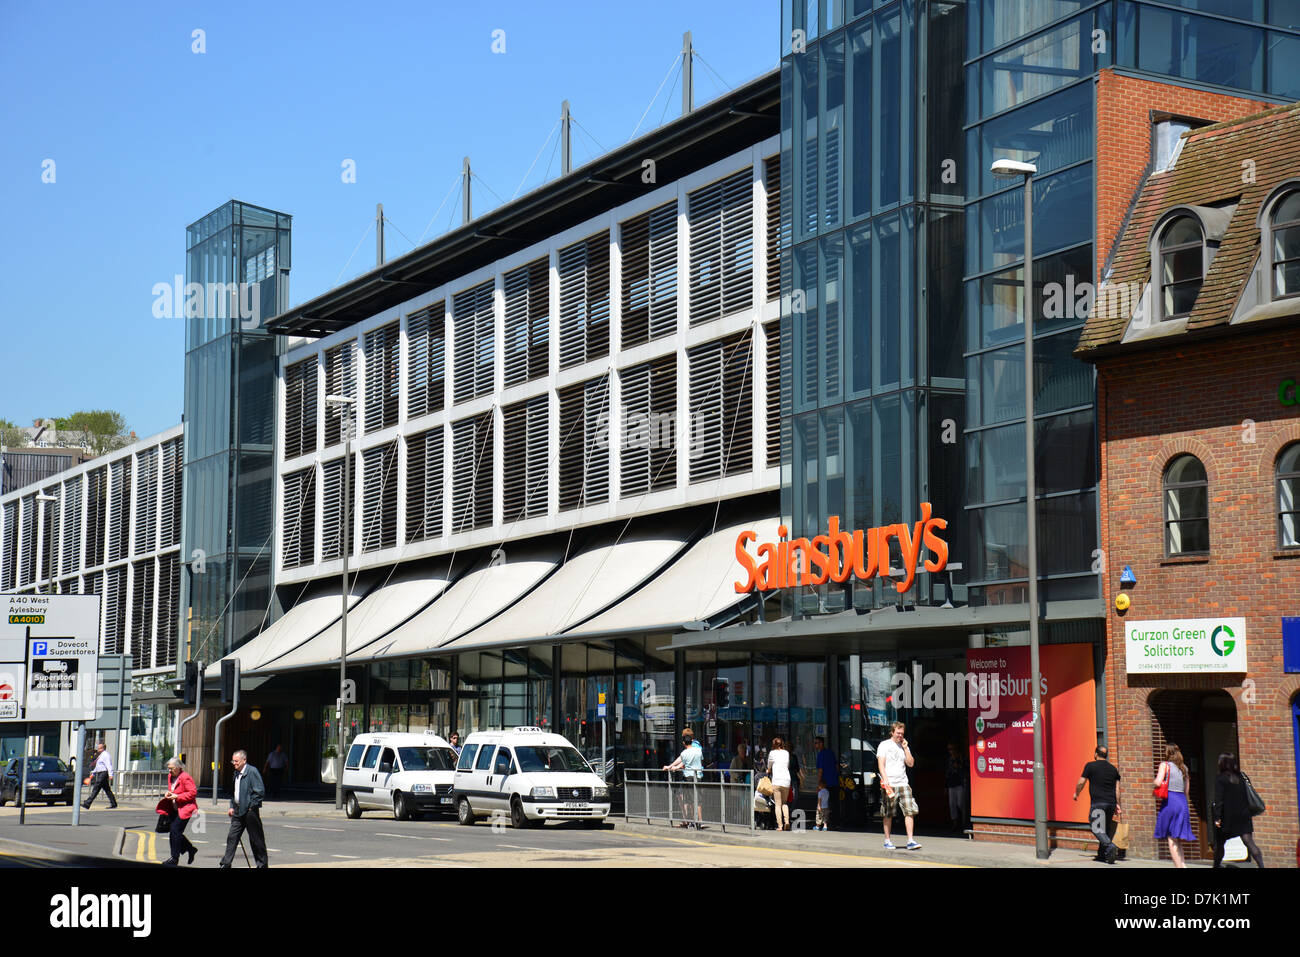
[1153,744,1196,867]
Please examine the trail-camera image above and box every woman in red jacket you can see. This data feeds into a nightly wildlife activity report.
[158,757,199,865]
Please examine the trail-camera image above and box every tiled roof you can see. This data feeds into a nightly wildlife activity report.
[1076,101,1300,357]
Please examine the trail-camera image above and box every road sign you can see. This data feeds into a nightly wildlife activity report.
[85,655,132,731]
[0,594,100,721]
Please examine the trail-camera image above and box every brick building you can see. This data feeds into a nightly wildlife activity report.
[1078,102,1300,865]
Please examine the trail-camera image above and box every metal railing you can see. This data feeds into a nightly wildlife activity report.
[114,770,169,797]
[623,769,755,832]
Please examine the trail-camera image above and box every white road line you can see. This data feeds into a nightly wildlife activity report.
[331,854,361,859]
[374,832,451,841]
[294,851,319,856]
[281,825,344,832]
[495,844,544,851]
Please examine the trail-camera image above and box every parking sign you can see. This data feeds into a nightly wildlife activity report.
[0,595,100,721]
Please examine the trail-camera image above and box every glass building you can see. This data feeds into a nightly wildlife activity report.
[182,201,291,663]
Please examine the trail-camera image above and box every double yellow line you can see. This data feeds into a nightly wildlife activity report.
[126,830,159,862]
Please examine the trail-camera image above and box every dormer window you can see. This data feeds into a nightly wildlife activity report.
[1271,191,1300,299]
[1159,216,1203,319]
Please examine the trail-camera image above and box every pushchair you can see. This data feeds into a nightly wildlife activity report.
[753,788,778,829]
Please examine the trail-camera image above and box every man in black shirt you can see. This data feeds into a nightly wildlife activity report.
[1074,746,1122,864]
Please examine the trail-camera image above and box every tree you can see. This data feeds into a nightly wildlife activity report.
[0,418,28,448]
[54,410,131,456]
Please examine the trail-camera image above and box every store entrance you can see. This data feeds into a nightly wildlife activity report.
[893,655,970,834]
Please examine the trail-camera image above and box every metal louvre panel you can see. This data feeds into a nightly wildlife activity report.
[453,280,495,404]
[764,154,783,302]
[502,395,548,522]
[688,330,754,483]
[321,453,356,561]
[284,357,318,459]
[364,321,400,434]
[451,413,493,533]
[155,551,179,668]
[688,169,754,326]
[824,123,841,230]
[160,438,183,549]
[620,354,677,496]
[503,257,550,386]
[361,441,398,552]
[104,564,126,655]
[282,467,316,568]
[131,558,155,670]
[40,486,57,582]
[558,375,610,510]
[86,467,107,567]
[797,243,818,406]
[405,427,444,542]
[765,320,787,468]
[558,231,611,369]
[323,339,358,446]
[1,501,15,590]
[58,576,79,595]
[134,447,159,555]
[621,201,678,348]
[19,494,35,586]
[61,477,82,575]
[407,301,446,418]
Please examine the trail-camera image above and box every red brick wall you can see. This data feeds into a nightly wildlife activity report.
[1098,327,1300,866]
[1095,70,1270,276]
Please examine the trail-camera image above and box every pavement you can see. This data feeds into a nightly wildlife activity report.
[0,796,1192,868]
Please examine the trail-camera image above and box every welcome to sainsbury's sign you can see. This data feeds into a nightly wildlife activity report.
[734,503,949,594]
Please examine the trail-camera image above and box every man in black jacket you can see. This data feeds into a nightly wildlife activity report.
[219,749,268,868]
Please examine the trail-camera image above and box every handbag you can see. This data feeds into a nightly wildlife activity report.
[155,812,173,833]
[1241,772,1266,816]
[1153,762,1169,800]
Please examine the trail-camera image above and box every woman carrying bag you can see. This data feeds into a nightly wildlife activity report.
[1212,753,1266,868]
[1152,744,1195,868]
[156,757,199,866]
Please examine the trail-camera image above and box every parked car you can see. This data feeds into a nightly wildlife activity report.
[340,730,459,820]
[454,726,611,829]
[0,756,75,806]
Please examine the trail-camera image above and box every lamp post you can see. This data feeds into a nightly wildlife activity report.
[324,394,356,810]
[35,493,58,592]
[991,158,1048,860]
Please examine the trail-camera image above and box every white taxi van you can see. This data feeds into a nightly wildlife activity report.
[341,730,459,820]
[454,727,611,828]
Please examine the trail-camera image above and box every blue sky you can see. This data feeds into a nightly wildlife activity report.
[0,1,777,439]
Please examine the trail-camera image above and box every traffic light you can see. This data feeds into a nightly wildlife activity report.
[715,679,730,709]
[183,661,199,706]
[220,659,238,704]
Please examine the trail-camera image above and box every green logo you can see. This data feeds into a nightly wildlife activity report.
[974,716,985,734]
[1210,625,1236,658]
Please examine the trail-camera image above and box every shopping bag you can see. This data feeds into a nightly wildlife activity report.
[1111,818,1130,850]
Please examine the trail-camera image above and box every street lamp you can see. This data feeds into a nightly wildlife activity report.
[991,157,1049,860]
[35,493,58,593]
[324,394,356,810]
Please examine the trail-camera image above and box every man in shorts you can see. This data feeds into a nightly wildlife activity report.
[877,721,921,850]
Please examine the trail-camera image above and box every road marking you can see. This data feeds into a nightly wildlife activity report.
[293,851,319,856]
[281,825,344,832]
[331,854,361,859]
[495,844,545,851]
[149,832,157,862]
[374,832,451,841]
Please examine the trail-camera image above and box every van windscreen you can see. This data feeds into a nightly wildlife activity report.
[515,746,591,773]
[398,747,457,772]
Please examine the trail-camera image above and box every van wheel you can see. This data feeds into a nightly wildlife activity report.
[510,797,531,830]
[457,796,475,825]
[345,793,362,819]
[393,791,410,821]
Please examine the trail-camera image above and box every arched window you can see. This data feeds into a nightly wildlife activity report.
[1163,454,1208,556]
[1278,443,1300,548]
[1159,217,1203,319]
[1271,192,1300,300]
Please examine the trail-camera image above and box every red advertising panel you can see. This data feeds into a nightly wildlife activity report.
[966,645,1095,823]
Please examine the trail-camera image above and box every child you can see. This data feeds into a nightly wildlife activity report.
[816,773,830,831]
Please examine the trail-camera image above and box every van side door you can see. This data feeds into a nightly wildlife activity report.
[373,747,398,809]
[356,745,382,808]
[487,747,514,812]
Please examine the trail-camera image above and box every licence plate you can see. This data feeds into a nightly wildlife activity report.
[563,802,590,809]
[42,789,62,795]
[440,797,452,804]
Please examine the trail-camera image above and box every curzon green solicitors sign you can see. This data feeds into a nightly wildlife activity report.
[1124,617,1248,674]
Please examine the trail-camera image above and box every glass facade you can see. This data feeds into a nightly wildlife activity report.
[780,0,1300,611]
[182,201,290,662]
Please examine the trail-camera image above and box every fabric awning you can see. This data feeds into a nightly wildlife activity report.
[353,545,565,662]
[251,564,457,674]
[441,525,693,652]
[569,515,781,636]
[206,578,371,677]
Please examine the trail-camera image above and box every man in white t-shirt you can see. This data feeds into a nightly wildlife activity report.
[877,721,921,850]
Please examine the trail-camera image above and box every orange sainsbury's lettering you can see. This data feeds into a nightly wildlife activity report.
[734,505,950,594]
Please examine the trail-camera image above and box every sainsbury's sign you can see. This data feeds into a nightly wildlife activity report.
[733,503,949,594]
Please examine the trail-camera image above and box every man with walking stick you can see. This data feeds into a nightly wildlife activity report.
[219,750,269,868]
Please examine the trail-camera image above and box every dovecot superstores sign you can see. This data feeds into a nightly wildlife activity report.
[1125,617,1248,674]
[734,503,949,594]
